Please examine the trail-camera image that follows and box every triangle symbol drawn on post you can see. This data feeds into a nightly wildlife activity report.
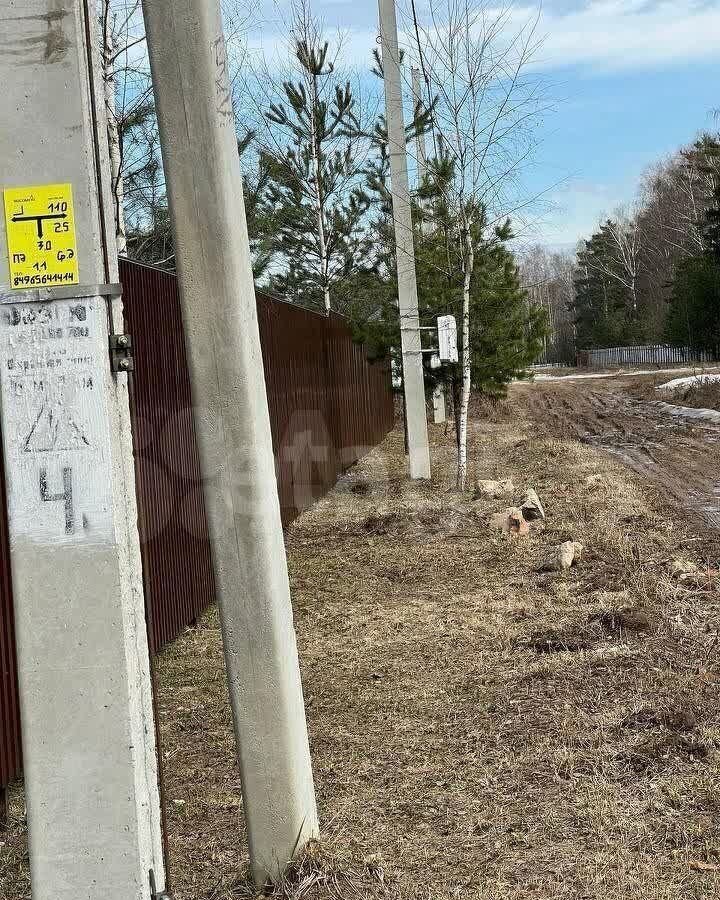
[23,402,91,453]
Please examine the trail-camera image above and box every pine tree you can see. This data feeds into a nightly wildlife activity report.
[238,132,281,283]
[262,36,370,312]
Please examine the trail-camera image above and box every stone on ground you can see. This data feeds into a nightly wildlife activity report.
[475,477,514,500]
[490,506,529,537]
[540,540,583,571]
[521,488,546,522]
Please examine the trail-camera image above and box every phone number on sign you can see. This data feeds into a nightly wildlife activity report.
[13,272,77,288]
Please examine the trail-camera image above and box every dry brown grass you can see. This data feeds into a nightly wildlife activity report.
[655,379,720,412]
[2,392,720,899]
[0,789,29,900]
[595,369,720,413]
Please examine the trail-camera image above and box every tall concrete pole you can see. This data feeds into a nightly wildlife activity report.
[379,0,432,479]
[0,2,165,898]
[141,0,318,884]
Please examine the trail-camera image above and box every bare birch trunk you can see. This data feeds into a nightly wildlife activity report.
[103,30,127,255]
[457,227,474,490]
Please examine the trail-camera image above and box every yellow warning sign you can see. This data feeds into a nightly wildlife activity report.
[3,184,79,290]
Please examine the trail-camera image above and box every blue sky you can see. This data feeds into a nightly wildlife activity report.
[531,56,720,249]
[244,0,720,250]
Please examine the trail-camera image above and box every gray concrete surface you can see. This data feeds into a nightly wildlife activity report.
[0,2,165,897]
[141,0,319,884]
[380,0,432,479]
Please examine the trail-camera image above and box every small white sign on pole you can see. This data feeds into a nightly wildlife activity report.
[437,315,458,363]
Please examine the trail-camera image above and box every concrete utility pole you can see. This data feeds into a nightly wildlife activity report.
[0,3,165,899]
[432,383,447,424]
[141,0,319,884]
[379,0,432,480]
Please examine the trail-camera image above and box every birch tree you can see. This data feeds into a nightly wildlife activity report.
[99,0,149,255]
[403,0,546,489]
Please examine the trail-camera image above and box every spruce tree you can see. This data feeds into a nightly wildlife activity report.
[470,224,547,394]
[414,154,547,396]
[666,141,720,353]
[573,225,637,349]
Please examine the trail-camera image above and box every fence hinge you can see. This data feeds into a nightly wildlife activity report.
[109,332,134,373]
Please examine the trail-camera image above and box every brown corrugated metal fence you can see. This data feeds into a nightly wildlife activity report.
[258,294,395,525]
[120,258,217,653]
[0,259,395,790]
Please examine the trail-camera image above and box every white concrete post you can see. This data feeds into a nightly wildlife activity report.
[379,0,432,480]
[0,2,165,898]
[432,383,447,424]
[140,0,319,885]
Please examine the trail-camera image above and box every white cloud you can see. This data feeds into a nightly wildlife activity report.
[247,0,720,76]
[515,178,629,247]
[525,0,720,71]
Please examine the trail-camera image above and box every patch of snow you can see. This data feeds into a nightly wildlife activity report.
[655,401,720,425]
[529,366,720,383]
[532,372,616,381]
[656,373,720,392]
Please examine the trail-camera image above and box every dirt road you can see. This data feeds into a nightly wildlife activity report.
[515,376,720,534]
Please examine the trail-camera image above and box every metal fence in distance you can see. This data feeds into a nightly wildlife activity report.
[0,260,395,791]
[578,344,717,369]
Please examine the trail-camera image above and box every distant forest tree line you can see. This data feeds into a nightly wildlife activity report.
[517,133,720,363]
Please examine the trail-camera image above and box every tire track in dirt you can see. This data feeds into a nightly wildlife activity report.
[516,380,720,532]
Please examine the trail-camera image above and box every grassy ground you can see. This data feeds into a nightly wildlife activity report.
[618,371,720,412]
[3,392,720,899]
[532,365,720,413]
